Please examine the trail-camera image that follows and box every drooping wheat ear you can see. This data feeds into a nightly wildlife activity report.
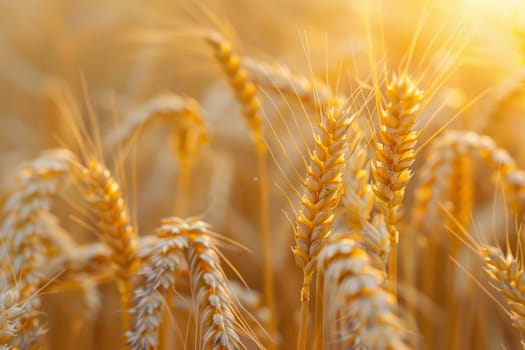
[413,130,525,235]
[205,31,265,154]
[127,217,211,350]
[75,157,138,346]
[43,235,158,290]
[411,135,456,237]
[186,234,249,350]
[481,245,525,349]
[372,73,423,289]
[318,237,410,350]
[242,56,332,109]
[205,30,275,345]
[0,149,76,346]
[105,93,208,157]
[292,99,356,350]
[105,93,209,159]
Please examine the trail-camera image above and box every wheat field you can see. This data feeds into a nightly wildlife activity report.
[2,0,525,349]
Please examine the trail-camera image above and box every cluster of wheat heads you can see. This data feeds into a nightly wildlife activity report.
[4,7,525,349]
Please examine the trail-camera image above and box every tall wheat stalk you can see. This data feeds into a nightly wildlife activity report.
[205,31,276,346]
[292,98,355,350]
[372,73,423,294]
[76,158,139,349]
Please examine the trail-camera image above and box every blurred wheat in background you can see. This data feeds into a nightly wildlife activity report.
[3,0,525,349]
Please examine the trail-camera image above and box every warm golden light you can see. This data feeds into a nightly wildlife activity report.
[1,1,525,349]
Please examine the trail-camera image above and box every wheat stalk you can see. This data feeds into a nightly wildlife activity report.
[75,157,138,348]
[292,99,355,350]
[205,30,276,345]
[372,73,423,292]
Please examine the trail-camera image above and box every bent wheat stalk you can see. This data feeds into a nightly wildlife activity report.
[106,93,209,216]
[242,56,332,109]
[205,30,276,346]
[413,130,525,231]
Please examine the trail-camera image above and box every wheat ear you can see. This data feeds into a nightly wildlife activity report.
[481,245,525,349]
[372,73,423,293]
[413,130,525,233]
[205,30,276,345]
[338,127,388,269]
[186,235,246,349]
[0,149,76,346]
[107,93,208,217]
[0,280,32,346]
[126,218,203,350]
[105,93,207,153]
[318,237,410,350]
[411,135,456,237]
[43,235,157,291]
[242,56,332,109]
[75,158,138,348]
[292,99,355,350]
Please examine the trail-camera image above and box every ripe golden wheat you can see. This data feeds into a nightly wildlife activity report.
[2,1,525,349]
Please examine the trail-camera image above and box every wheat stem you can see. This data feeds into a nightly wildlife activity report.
[205,31,276,347]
